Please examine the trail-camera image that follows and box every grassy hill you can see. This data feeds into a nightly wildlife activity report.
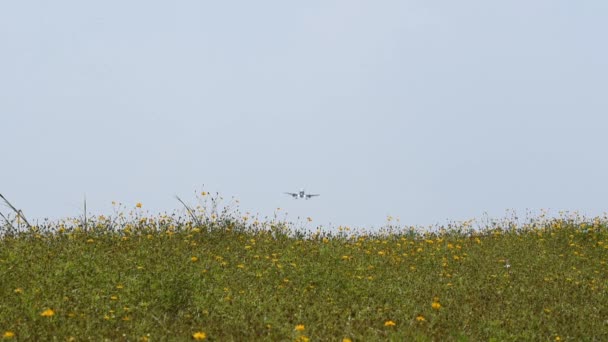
[1,208,607,341]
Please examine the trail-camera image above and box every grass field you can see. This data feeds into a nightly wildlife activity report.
[1,199,607,341]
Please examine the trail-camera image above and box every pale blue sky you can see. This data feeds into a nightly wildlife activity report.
[2,1,607,229]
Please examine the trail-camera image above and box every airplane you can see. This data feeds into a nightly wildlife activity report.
[284,189,320,200]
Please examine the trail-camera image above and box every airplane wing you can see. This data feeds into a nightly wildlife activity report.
[284,192,298,198]
[305,194,320,198]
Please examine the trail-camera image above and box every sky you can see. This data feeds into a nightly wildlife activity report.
[1,1,607,230]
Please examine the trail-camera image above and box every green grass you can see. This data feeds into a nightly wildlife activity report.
[1,209,607,341]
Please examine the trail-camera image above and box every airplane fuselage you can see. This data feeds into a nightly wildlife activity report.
[285,189,319,199]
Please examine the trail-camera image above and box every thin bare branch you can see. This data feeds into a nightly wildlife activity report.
[0,211,16,231]
[175,195,203,229]
[0,193,32,229]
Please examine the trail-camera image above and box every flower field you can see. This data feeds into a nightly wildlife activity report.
[1,200,607,340]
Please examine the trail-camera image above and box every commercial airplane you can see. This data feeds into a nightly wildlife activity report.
[284,189,320,200]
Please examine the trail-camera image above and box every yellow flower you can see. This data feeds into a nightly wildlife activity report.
[40,309,55,317]
[294,324,305,331]
[3,331,15,339]
[384,320,396,327]
[13,288,23,294]
[432,301,442,310]
[342,338,353,342]
[135,202,142,208]
[192,331,207,340]
[416,315,426,322]
[191,256,198,262]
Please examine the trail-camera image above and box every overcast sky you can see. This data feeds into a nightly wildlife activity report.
[2,1,607,230]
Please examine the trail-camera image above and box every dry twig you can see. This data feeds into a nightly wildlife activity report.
[0,193,32,229]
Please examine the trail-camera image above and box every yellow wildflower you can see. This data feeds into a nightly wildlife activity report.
[3,331,15,339]
[191,256,198,262]
[135,202,142,208]
[416,315,426,322]
[13,288,23,294]
[192,331,207,340]
[432,301,441,310]
[342,338,353,342]
[384,320,396,327]
[295,324,305,331]
[40,309,55,317]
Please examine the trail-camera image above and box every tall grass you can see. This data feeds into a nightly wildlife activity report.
[1,198,607,340]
